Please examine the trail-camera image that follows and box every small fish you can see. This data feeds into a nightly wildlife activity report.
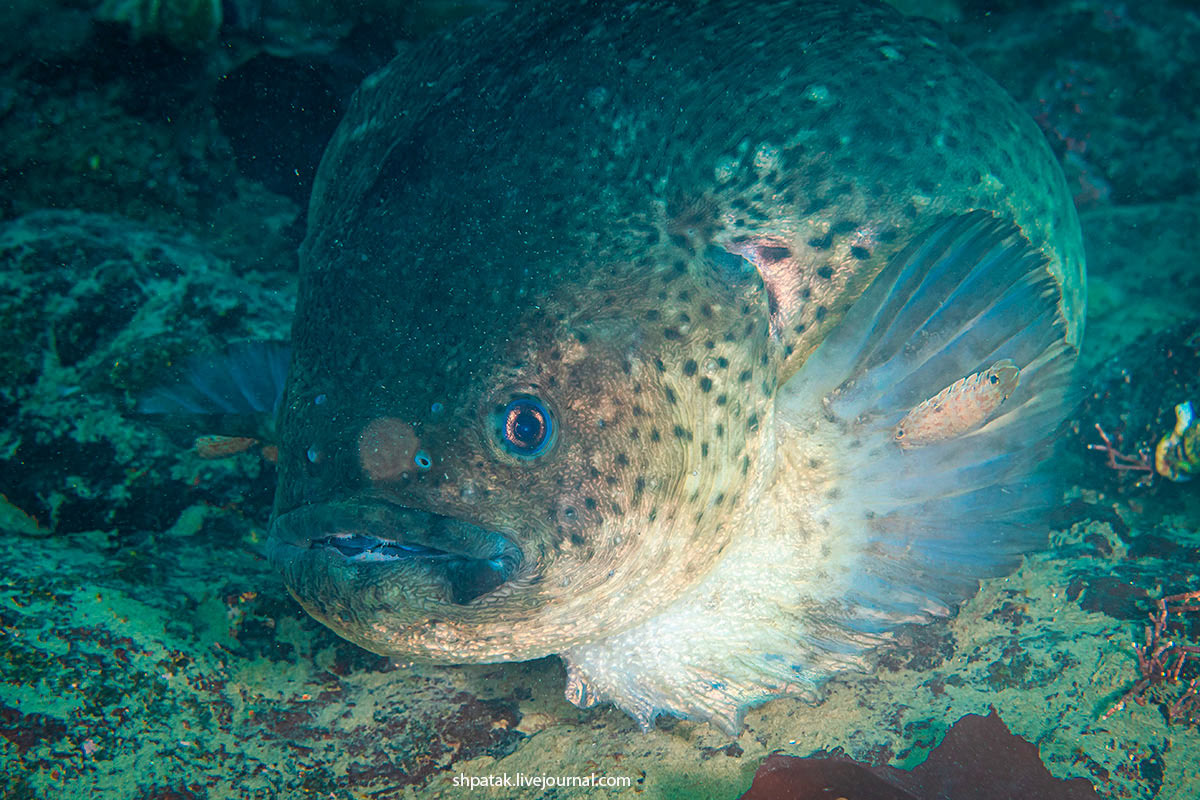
[193,435,279,463]
[894,359,1021,449]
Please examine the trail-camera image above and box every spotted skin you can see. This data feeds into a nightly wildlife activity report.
[268,0,1084,727]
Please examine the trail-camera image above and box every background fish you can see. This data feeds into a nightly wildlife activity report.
[267,0,1084,732]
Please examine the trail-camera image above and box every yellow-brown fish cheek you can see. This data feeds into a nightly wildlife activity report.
[469,302,778,654]
[486,335,713,647]
[532,301,780,629]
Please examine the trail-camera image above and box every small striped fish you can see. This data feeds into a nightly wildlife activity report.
[894,359,1021,449]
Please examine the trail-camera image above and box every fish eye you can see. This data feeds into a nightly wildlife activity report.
[498,396,555,458]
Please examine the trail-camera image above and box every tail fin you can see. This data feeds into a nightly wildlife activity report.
[136,341,291,443]
[138,341,291,418]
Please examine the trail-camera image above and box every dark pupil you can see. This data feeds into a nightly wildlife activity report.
[507,404,545,448]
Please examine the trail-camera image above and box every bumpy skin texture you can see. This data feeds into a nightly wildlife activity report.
[270,0,1084,727]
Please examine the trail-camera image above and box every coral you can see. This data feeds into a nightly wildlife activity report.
[1105,591,1200,725]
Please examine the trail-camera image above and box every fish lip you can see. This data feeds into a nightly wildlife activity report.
[267,498,524,605]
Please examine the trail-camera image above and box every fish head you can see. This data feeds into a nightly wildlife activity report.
[269,216,782,663]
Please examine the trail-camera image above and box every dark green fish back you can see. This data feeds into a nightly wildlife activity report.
[295,0,1082,415]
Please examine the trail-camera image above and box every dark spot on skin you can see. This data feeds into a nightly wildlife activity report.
[576,330,590,344]
[699,377,713,392]
[717,357,728,368]
[663,328,681,340]
[646,309,661,321]
[738,370,752,382]
[649,508,658,522]
[714,492,725,505]
[635,476,646,494]
[673,260,687,273]
[683,359,698,376]
[655,358,666,372]
[878,228,898,243]
[701,442,709,457]
[850,245,870,260]
[571,532,586,546]
[815,305,828,321]
[633,405,645,417]
[705,339,715,349]
[767,292,778,318]
[678,290,691,302]
[760,353,769,366]
[716,423,724,437]
[716,394,727,406]
[700,304,713,317]
[759,245,790,261]
[651,428,661,442]
[630,427,640,440]
[832,219,858,234]
[584,497,597,510]
[807,231,833,250]
[550,348,561,360]
[679,313,691,324]
[793,324,806,334]
[665,387,677,405]
[616,452,629,466]
[723,331,736,342]
[741,455,750,475]
[816,265,834,279]
[748,413,759,431]
[673,425,692,440]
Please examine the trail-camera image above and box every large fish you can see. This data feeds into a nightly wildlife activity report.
[267,0,1084,732]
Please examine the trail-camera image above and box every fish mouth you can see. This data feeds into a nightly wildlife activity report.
[267,499,524,606]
